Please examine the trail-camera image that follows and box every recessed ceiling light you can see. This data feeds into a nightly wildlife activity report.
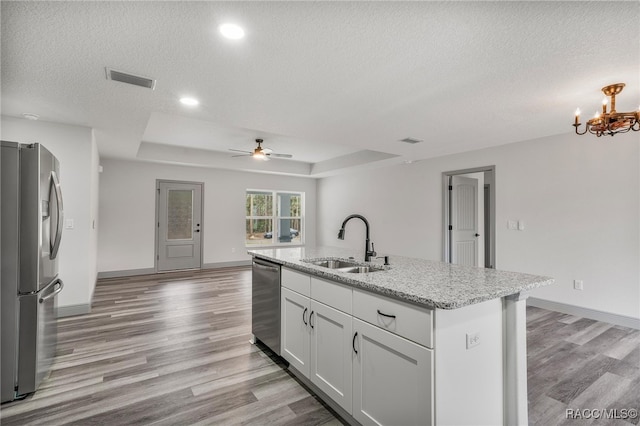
[219,23,245,40]
[180,97,199,106]
[22,113,40,120]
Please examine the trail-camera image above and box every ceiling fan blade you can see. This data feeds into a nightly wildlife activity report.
[229,139,292,160]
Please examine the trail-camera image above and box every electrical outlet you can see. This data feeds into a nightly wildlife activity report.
[466,332,480,349]
[574,280,584,291]
[507,220,517,230]
[231,247,236,253]
[518,220,525,231]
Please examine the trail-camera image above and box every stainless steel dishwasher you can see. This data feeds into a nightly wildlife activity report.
[251,258,281,355]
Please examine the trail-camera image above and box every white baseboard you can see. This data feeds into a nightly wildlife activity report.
[97,261,252,279]
[527,297,640,330]
[97,267,156,279]
[57,304,91,318]
[202,260,252,269]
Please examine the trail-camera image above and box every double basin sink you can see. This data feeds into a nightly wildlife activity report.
[302,258,386,274]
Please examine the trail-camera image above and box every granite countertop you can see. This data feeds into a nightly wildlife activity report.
[248,246,554,310]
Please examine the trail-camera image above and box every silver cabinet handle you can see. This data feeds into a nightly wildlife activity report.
[39,279,64,303]
[49,170,64,260]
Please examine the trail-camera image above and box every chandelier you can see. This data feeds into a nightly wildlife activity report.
[573,83,639,136]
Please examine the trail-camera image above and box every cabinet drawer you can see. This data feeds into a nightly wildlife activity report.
[353,289,433,348]
[311,277,352,315]
[282,268,310,296]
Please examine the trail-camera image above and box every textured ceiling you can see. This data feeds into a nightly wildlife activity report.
[2,1,639,176]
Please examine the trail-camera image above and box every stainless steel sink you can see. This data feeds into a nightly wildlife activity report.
[340,266,378,273]
[309,259,359,269]
[303,258,384,273]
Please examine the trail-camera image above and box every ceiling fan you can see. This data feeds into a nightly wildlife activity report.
[229,138,293,160]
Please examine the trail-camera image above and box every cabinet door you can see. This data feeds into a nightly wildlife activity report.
[352,318,433,426]
[281,287,310,377]
[309,300,353,414]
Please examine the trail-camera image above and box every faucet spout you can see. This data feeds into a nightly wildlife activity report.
[337,214,376,261]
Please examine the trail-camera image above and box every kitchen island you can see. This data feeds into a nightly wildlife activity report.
[249,246,554,426]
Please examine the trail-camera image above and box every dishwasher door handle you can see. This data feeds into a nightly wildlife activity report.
[253,261,280,273]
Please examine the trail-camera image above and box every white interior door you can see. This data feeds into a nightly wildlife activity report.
[157,181,202,272]
[451,176,479,266]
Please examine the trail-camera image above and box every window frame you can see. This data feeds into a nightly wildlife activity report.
[245,189,305,247]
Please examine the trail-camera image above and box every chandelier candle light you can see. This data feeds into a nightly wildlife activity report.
[573,83,640,136]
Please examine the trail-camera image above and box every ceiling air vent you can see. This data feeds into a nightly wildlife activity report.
[399,137,423,144]
[105,67,156,90]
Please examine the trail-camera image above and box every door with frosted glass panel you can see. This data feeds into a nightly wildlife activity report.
[156,181,203,272]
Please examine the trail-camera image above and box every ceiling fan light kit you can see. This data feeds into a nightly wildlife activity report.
[573,83,640,137]
[229,138,293,160]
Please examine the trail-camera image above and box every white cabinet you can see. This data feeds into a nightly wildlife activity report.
[352,318,433,426]
[280,267,433,425]
[353,289,433,348]
[281,287,310,376]
[282,268,310,296]
[281,273,354,414]
[310,299,353,412]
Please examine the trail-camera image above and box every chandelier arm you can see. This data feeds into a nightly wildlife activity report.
[573,124,589,135]
[587,126,602,137]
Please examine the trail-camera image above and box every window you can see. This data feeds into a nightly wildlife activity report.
[246,190,303,246]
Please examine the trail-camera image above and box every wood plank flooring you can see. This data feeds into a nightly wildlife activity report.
[526,306,640,426]
[0,267,343,426]
[1,268,638,425]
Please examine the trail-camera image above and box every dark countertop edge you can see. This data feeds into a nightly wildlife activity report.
[249,252,555,310]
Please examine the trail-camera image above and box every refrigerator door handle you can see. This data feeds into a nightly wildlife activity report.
[49,171,64,260]
[39,279,63,304]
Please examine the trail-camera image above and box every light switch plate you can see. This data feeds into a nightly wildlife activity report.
[507,220,517,230]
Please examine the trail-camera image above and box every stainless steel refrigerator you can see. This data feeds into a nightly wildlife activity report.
[1,141,64,403]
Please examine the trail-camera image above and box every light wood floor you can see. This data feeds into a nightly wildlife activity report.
[1,267,638,425]
[526,306,639,426]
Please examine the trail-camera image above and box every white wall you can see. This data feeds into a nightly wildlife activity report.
[97,159,317,273]
[1,116,100,313]
[317,132,640,319]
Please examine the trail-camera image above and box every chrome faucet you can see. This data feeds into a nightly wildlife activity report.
[337,214,377,262]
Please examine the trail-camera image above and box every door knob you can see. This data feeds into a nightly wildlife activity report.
[475,233,480,237]
[195,229,200,233]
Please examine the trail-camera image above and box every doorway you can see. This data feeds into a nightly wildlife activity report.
[155,180,203,272]
[443,166,495,268]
